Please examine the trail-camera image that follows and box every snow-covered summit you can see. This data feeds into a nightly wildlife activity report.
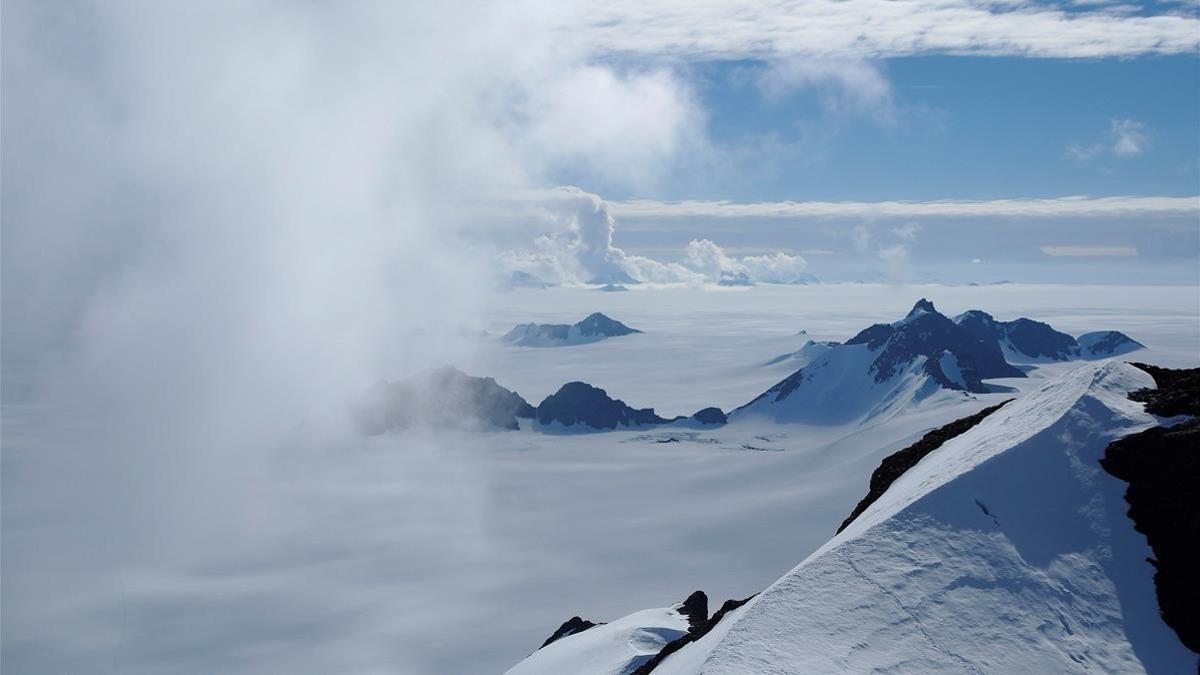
[656,361,1194,673]
[734,300,1021,424]
[502,312,642,348]
[511,362,1196,673]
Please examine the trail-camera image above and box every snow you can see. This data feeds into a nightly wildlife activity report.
[505,607,690,675]
[4,283,1197,674]
[655,361,1196,674]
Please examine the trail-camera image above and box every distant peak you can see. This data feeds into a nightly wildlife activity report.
[907,298,938,318]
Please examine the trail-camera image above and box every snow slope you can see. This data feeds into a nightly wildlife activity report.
[506,607,690,675]
[654,361,1194,673]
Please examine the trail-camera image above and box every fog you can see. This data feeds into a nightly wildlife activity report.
[2,2,701,672]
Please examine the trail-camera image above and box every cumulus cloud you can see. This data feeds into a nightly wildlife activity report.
[1067,118,1151,160]
[495,187,810,286]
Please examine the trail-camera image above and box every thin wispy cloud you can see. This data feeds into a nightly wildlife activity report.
[568,1,1200,59]
[1067,118,1152,160]
[607,195,1198,220]
[1040,245,1139,256]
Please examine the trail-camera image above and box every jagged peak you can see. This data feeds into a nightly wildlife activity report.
[906,298,938,319]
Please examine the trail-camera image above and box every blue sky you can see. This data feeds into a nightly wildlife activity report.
[571,55,1200,203]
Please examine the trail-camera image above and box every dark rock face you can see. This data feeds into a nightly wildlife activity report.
[955,310,1079,361]
[845,300,1023,391]
[838,400,1012,533]
[540,616,601,649]
[1099,363,1200,657]
[690,407,727,425]
[574,312,641,338]
[630,593,757,675]
[1128,363,1200,417]
[536,382,671,430]
[677,591,708,631]
[357,367,535,434]
[1005,318,1078,360]
[502,312,640,346]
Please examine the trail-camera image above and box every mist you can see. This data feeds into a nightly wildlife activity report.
[1,1,701,672]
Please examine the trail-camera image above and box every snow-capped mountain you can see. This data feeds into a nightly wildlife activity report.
[955,309,1144,362]
[356,366,535,433]
[535,382,726,431]
[734,300,1022,424]
[503,312,642,347]
[507,361,1198,673]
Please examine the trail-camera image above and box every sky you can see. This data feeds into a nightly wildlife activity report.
[1,2,1198,674]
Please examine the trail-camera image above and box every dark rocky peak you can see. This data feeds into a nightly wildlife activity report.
[1128,363,1200,417]
[906,298,938,319]
[690,407,727,426]
[677,591,708,631]
[539,616,601,649]
[576,312,641,337]
[535,382,670,430]
[954,309,1000,340]
[847,300,1022,390]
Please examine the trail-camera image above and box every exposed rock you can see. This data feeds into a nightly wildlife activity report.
[502,312,641,347]
[539,616,601,649]
[1098,362,1199,657]
[1128,363,1200,417]
[630,593,757,674]
[535,382,672,430]
[845,299,1023,391]
[838,400,1012,533]
[677,591,708,631]
[357,367,535,434]
[690,407,727,425]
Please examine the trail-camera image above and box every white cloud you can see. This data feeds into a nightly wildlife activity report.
[1040,245,1139,256]
[1111,118,1150,156]
[1067,118,1151,160]
[496,188,810,285]
[567,1,1200,59]
[757,59,894,122]
[607,195,1198,221]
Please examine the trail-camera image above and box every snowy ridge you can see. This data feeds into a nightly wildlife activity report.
[656,361,1194,673]
[506,607,691,675]
[732,342,967,426]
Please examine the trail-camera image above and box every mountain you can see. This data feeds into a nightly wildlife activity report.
[1078,330,1146,358]
[597,284,629,292]
[733,300,1022,424]
[954,309,1144,362]
[509,361,1199,673]
[357,367,535,433]
[503,312,642,348]
[535,382,725,432]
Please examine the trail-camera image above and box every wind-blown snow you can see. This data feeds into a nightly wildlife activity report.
[656,362,1196,673]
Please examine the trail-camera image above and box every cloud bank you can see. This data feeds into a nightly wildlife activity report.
[494,187,811,287]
